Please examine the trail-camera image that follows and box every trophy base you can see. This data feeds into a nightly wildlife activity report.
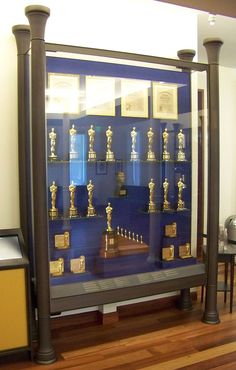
[48,154,58,161]
[177,201,185,211]
[70,151,78,160]
[106,151,115,162]
[163,202,171,211]
[88,151,96,162]
[100,230,119,258]
[147,152,156,161]
[130,151,139,161]
[87,206,96,217]
[163,151,170,161]
[69,208,78,217]
[148,203,158,213]
[49,208,58,218]
[177,150,186,161]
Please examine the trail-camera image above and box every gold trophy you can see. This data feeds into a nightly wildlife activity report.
[148,178,157,213]
[162,245,175,261]
[106,125,115,162]
[49,181,58,218]
[162,128,170,161]
[147,128,156,161]
[50,258,64,276]
[48,128,58,160]
[177,176,186,210]
[87,179,96,216]
[177,129,186,161]
[69,124,78,159]
[163,178,171,210]
[100,202,119,258]
[70,256,86,273]
[130,127,139,161]
[69,181,78,217]
[88,125,96,161]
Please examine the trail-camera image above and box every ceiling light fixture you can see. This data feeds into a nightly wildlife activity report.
[208,13,216,26]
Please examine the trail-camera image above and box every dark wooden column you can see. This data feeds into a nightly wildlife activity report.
[12,25,31,251]
[202,38,223,324]
[25,5,56,363]
[176,49,196,311]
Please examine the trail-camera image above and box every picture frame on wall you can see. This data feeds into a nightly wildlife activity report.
[85,76,116,116]
[152,82,178,120]
[121,79,149,118]
[47,73,80,114]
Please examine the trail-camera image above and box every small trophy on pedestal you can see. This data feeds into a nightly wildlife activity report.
[49,181,58,218]
[146,128,156,161]
[100,202,119,258]
[69,124,78,159]
[148,178,157,213]
[48,128,58,160]
[88,125,96,161]
[130,127,139,161]
[177,176,186,210]
[87,179,96,217]
[177,129,186,161]
[69,181,78,217]
[162,128,170,161]
[106,125,115,162]
[163,178,171,210]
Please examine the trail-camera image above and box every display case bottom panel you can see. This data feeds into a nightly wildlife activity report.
[161,257,196,269]
[50,263,206,314]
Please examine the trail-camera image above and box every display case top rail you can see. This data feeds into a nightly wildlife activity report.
[45,42,208,72]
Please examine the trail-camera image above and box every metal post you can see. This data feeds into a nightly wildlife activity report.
[202,38,223,324]
[25,5,56,363]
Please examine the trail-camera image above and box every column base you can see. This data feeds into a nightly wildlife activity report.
[202,310,220,324]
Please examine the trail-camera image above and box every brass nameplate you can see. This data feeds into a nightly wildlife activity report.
[162,245,175,261]
[50,258,64,276]
[165,222,177,238]
[179,243,192,259]
[70,256,86,274]
[54,231,70,249]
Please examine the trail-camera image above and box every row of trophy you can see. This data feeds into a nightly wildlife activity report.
[48,125,187,162]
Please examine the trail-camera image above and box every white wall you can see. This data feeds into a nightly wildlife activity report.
[0,0,198,229]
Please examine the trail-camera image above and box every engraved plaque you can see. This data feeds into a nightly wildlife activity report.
[50,258,64,276]
[162,245,174,261]
[165,222,177,238]
[179,243,192,259]
[54,231,70,249]
[70,256,86,273]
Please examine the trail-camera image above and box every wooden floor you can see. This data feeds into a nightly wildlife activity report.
[1,281,236,369]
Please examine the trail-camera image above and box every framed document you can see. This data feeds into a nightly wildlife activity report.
[47,73,80,114]
[86,76,116,116]
[121,79,149,118]
[152,82,178,120]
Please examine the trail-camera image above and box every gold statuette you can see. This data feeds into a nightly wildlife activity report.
[106,125,115,162]
[165,222,177,238]
[148,178,157,213]
[130,127,139,161]
[70,256,86,273]
[87,179,96,216]
[100,202,119,258]
[179,243,192,259]
[177,129,186,161]
[49,181,58,218]
[147,128,156,161]
[177,177,186,210]
[162,245,175,261]
[69,181,78,217]
[162,128,170,161]
[54,231,70,249]
[50,258,64,276]
[88,125,96,161]
[163,177,171,210]
[48,128,58,160]
[69,124,78,159]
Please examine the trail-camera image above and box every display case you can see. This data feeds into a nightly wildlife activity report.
[43,45,207,313]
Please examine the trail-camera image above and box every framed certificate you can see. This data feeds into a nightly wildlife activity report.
[121,79,149,118]
[47,73,80,114]
[152,82,178,120]
[86,76,115,116]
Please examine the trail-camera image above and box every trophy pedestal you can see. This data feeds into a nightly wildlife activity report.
[100,230,119,258]
[177,200,185,211]
[87,205,96,217]
[49,208,58,218]
[48,154,58,161]
[148,203,158,213]
[69,207,78,217]
[88,151,96,162]
[163,201,171,211]
[163,151,170,161]
[70,151,78,160]
[106,151,115,162]
[130,151,139,161]
[147,151,156,161]
[177,150,186,161]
